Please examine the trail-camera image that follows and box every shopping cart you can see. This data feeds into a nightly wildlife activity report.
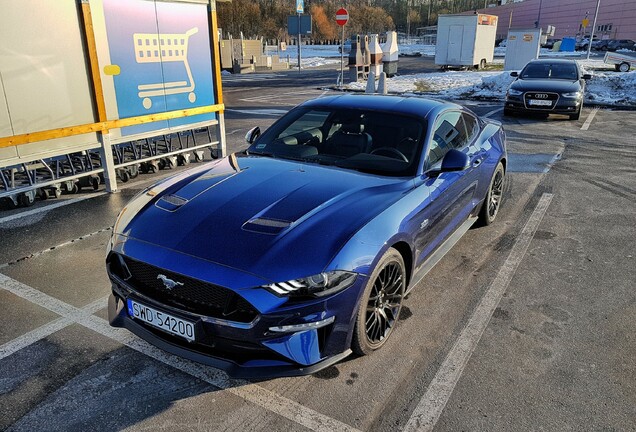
[134,27,199,109]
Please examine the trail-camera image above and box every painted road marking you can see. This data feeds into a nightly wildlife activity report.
[0,165,196,226]
[483,107,503,118]
[226,108,289,116]
[0,227,113,270]
[581,107,599,131]
[0,193,108,224]
[0,296,108,360]
[403,193,553,432]
[0,273,360,432]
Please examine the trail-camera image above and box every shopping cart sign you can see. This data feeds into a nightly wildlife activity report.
[134,27,198,110]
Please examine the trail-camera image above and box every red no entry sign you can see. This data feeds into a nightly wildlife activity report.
[336,8,349,26]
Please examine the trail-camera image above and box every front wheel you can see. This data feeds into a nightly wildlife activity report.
[352,248,406,355]
[478,162,505,226]
[570,101,583,121]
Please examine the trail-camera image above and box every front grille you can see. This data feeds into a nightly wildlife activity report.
[524,92,559,110]
[109,254,258,323]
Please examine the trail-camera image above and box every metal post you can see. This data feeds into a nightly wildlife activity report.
[535,0,543,28]
[340,25,344,87]
[587,0,601,60]
[297,13,301,72]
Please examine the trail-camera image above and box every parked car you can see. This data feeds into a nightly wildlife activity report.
[593,39,611,51]
[607,39,636,51]
[107,94,508,377]
[544,38,561,50]
[504,59,592,120]
[575,36,597,51]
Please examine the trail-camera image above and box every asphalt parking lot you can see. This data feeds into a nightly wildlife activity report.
[1,62,635,431]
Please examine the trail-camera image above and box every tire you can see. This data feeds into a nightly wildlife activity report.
[615,64,622,72]
[570,102,583,121]
[18,192,35,207]
[479,59,486,70]
[118,169,130,183]
[477,162,505,226]
[352,248,406,356]
[619,62,630,73]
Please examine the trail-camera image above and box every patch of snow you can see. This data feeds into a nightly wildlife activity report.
[585,70,636,105]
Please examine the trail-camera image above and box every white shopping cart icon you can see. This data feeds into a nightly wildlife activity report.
[133,27,199,109]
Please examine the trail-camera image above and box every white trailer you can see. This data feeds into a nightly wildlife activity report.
[603,51,635,72]
[435,14,498,69]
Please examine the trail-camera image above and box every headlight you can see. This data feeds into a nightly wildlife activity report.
[562,91,582,98]
[264,271,357,298]
[507,88,523,96]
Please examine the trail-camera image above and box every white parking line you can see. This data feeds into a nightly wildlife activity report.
[0,273,360,432]
[0,296,108,360]
[483,107,503,118]
[403,193,553,432]
[581,107,599,131]
[226,108,289,116]
[0,193,108,224]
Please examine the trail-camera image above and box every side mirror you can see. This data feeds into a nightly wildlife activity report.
[440,149,470,172]
[582,74,592,80]
[510,71,519,77]
[245,127,261,145]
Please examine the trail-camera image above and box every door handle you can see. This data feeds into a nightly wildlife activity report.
[472,158,482,167]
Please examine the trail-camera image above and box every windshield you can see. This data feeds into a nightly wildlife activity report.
[520,62,579,80]
[247,107,426,177]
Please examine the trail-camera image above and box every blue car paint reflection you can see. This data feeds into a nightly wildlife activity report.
[107,94,507,378]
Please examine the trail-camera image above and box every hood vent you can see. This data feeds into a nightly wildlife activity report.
[242,217,292,235]
[155,194,189,212]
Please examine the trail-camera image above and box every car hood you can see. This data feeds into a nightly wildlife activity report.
[510,79,581,93]
[116,154,412,281]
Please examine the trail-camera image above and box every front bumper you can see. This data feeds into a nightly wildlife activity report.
[108,272,366,378]
[505,94,582,115]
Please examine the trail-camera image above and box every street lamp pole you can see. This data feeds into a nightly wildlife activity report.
[535,0,543,28]
[587,0,601,60]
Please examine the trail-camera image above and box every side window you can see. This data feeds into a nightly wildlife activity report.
[427,111,467,166]
[462,113,480,145]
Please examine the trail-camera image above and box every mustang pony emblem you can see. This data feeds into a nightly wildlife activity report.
[157,274,184,290]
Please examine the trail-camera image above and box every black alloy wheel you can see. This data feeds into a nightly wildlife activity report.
[352,248,406,355]
[478,162,505,226]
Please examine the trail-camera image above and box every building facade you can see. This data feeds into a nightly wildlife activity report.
[476,0,636,40]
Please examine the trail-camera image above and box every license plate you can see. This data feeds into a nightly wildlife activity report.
[528,99,552,106]
[127,299,195,342]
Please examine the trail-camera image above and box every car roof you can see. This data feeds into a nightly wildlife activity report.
[299,94,456,118]
[525,58,578,65]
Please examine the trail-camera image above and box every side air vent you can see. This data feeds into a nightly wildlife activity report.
[155,194,189,211]
[242,217,292,235]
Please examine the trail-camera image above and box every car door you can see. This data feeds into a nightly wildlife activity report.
[411,110,480,269]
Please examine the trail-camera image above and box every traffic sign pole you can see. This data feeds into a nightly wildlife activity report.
[297,0,304,72]
[336,8,349,87]
[340,24,344,86]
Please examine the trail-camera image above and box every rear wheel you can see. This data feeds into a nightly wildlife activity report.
[619,62,630,73]
[352,248,406,355]
[478,162,505,226]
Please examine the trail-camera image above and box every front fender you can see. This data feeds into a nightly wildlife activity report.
[327,180,425,277]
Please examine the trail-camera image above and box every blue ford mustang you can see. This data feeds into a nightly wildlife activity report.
[107,95,507,377]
